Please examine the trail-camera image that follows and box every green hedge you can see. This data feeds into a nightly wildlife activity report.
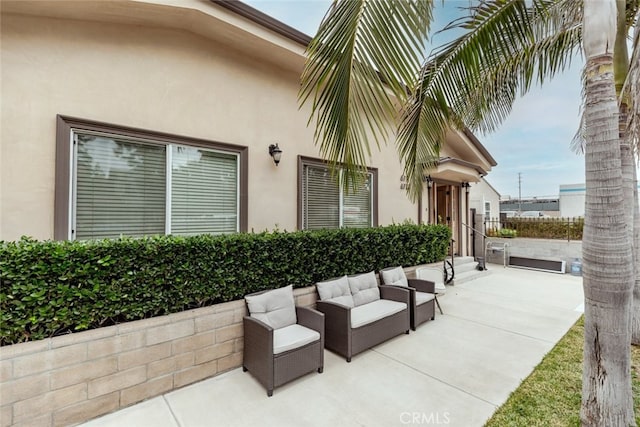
[0,224,450,345]
[488,218,583,240]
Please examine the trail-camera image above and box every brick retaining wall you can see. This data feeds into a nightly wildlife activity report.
[0,286,318,426]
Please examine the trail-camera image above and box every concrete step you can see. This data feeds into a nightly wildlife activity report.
[454,256,475,266]
[454,261,479,275]
[452,268,492,285]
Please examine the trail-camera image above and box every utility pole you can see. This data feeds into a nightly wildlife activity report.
[518,172,522,213]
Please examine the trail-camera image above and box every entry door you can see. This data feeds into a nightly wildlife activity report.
[436,186,449,225]
[436,184,460,255]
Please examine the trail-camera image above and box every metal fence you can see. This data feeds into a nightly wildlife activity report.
[484,217,584,241]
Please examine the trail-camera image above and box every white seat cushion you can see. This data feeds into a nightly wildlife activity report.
[347,271,380,306]
[245,285,297,330]
[381,266,408,287]
[316,276,355,307]
[415,291,435,306]
[350,299,406,328]
[273,324,320,355]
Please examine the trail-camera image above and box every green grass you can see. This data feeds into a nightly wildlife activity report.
[485,317,640,426]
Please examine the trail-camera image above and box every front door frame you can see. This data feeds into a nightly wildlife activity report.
[433,180,462,256]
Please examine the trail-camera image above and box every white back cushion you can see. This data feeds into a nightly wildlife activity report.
[416,267,446,291]
[245,285,297,330]
[381,266,408,287]
[347,271,380,306]
[316,276,355,307]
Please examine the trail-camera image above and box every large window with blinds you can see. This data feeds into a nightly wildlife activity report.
[56,117,246,240]
[301,160,376,230]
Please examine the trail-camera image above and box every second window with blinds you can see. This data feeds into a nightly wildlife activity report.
[301,160,376,230]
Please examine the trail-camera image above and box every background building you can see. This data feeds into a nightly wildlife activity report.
[500,197,560,217]
[559,184,585,217]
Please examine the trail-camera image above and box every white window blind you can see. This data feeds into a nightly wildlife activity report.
[75,136,166,239]
[303,165,340,230]
[73,132,240,240]
[302,164,372,230]
[343,175,372,228]
[171,145,238,235]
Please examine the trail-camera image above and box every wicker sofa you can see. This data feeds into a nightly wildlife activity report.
[243,285,324,396]
[315,272,410,362]
[379,266,436,330]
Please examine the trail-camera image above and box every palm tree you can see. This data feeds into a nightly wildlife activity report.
[300,0,639,424]
[580,1,634,423]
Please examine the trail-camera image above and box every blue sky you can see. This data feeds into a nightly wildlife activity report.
[244,0,586,199]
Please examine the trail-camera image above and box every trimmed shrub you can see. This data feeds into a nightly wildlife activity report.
[487,228,517,238]
[506,218,583,240]
[0,224,450,345]
[487,218,583,240]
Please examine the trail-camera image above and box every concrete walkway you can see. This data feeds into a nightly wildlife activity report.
[80,267,584,427]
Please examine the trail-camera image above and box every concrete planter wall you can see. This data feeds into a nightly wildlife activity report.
[484,237,582,271]
[0,264,436,427]
[0,287,318,427]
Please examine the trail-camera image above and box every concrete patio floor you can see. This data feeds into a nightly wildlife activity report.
[80,266,584,427]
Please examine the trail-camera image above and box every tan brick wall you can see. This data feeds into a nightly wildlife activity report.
[0,285,318,426]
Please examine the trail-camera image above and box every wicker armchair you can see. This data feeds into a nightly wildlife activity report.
[243,285,324,396]
[379,266,436,331]
[315,273,410,362]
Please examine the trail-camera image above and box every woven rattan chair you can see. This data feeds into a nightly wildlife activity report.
[243,285,324,396]
[315,273,410,362]
[379,266,436,330]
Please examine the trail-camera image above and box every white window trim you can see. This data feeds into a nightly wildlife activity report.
[484,200,491,218]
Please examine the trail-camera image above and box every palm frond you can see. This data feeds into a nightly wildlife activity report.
[570,111,586,154]
[398,0,582,200]
[299,0,432,192]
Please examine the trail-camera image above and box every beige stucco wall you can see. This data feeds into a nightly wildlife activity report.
[0,12,418,241]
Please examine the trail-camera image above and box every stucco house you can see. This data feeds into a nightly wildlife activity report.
[0,0,496,257]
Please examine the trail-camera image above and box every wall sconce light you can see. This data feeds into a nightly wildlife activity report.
[268,144,282,166]
[461,182,471,193]
[423,175,433,188]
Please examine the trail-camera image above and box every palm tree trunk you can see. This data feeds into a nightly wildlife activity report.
[621,129,640,347]
[580,1,635,425]
[631,162,640,345]
[621,114,640,347]
[628,12,640,348]
[614,0,640,348]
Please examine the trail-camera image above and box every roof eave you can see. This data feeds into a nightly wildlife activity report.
[212,0,312,46]
[462,128,498,167]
